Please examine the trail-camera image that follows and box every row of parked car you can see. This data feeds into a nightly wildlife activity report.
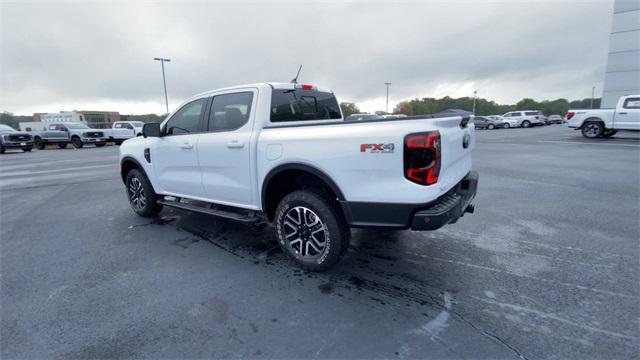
[475,111,565,130]
[0,121,144,154]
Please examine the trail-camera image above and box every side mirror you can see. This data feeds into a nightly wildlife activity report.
[143,123,161,138]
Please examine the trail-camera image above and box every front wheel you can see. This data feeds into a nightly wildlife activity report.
[521,120,530,128]
[503,123,510,129]
[34,137,45,150]
[275,190,350,271]
[582,121,604,139]
[71,137,83,148]
[126,169,163,217]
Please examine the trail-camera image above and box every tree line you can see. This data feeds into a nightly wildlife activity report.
[390,97,601,117]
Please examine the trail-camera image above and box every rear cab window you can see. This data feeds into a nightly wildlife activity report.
[270,86,342,123]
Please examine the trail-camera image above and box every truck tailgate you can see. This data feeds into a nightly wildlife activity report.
[259,115,475,204]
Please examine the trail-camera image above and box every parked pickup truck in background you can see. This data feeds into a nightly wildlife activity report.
[0,124,33,154]
[103,121,144,145]
[567,94,640,138]
[32,123,106,149]
[119,82,478,271]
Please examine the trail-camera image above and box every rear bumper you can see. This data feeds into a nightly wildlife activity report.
[340,171,479,230]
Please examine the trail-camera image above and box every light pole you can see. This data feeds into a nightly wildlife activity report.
[472,90,478,114]
[384,82,392,114]
[154,57,171,114]
[590,86,595,109]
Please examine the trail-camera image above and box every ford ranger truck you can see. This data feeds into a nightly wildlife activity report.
[567,94,640,138]
[119,83,478,271]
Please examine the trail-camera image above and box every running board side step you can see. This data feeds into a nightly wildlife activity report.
[157,198,261,223]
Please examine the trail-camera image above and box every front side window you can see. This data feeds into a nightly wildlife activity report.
[270,88,341,122]
[207,92,254,132]
[623,97,640,109]
[165,98,206,135]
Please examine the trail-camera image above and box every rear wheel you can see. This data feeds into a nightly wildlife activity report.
[57,143,67,149]
[0,145,4,154]
[34,137,45,150]
[125,169,163,217]
[602,129,618,138]
[71,136,83,149]
[95,142,106,147]
[487,124,495,130]
[114,140,123,145]
[22,147,32,152]
[582,121,604,139]
[521,120,530,128]
[275,189,350,271]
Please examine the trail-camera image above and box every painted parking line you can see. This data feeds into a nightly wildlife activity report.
[537,140,639,147]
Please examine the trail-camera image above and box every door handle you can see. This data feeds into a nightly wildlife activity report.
[618,112,627,115]
[227,140,244,148]
[180,142,193,150]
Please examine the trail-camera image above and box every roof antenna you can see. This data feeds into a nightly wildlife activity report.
[290,64,303,84]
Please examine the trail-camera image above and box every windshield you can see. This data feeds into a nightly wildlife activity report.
[65,124,90,129]
[0,124,16,132]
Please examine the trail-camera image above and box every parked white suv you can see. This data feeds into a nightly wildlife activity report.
[502,110,545,128]
[119,82,478,271]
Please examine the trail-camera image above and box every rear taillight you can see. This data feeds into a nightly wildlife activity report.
[566,112,575,120]
[404,131,441,185]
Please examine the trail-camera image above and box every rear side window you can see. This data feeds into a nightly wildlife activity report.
[207,92,254,132]
[270,89,341,122]
[524,111,539,116]
[623,97,640,109]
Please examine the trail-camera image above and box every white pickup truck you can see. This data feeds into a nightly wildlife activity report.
[567,94,640,138]
[103,121,144,144]
[119,82,478,270]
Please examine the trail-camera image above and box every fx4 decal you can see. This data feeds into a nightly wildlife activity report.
[360,143,395,153]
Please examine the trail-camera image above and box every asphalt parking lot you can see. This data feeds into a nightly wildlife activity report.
[1,125,639,359]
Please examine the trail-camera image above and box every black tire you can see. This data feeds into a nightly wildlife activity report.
[71,136,83,148]
[521,120,530,128]
[0,145,4,154]
[582,121,604,139]
[125,169,163,217]
[114,140,123,146]
[602,130,618,138]
[34,137,45,150]
[57,143,68,149]
[22,147,32,152]
[275,189,350,271]
[95,142,106,147]
[487,124,495,130]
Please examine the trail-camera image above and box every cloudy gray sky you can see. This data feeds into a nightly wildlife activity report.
[1,0,613,115]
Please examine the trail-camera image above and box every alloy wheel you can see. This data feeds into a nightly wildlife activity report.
[282,206,327,258]
[583,123,601,138]
[128,177,146,210]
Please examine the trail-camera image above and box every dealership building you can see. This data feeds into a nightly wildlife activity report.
[33,110,120,129]
[602,0,640,108]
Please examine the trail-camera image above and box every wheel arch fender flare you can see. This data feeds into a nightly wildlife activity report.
[120,156,147,184]
[261,163,346,212]
[581,117,605,128]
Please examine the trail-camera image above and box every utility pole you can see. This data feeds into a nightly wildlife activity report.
[472,90,478,114]
[384,82,392,114]
[153,57,171,114]
[590,86,595,109]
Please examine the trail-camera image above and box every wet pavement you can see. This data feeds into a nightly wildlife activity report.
[1,125,639,359]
